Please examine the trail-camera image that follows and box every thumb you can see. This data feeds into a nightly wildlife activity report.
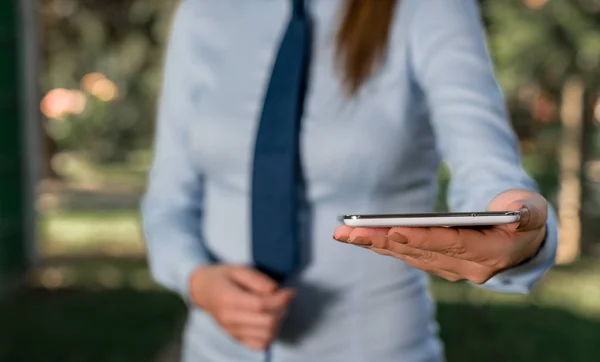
[507,199,547,232]
[487,190,548,232]
[229,267,278,295]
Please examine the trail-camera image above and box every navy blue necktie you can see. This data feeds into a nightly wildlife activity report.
[251,0,312,283]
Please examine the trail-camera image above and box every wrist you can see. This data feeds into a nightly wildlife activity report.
[516,225,547,267]
[189,265,213,308]
[530,225,547,257]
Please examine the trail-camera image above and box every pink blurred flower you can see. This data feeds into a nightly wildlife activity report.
[40,88,87,119]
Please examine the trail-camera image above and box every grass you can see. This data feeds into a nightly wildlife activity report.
[8,156,597,361]
[0,287,185,362]
[430,261,600,362]
[0,258,186,362]
[437,302,600,362]
[51,151,150,191]
[2,255,600,362]
[22,207,600,362]
[39,211,144,258]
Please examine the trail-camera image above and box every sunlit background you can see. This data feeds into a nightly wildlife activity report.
[1,0,600,361]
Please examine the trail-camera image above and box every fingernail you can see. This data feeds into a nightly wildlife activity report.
[388,233,408,244]
[334,233,350,242]
[350,236,372,246]
[517,207,530,230]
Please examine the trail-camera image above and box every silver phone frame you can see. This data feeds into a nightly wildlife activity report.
[342,211,521,221]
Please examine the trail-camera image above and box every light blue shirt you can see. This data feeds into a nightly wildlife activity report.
[141,0,558,361]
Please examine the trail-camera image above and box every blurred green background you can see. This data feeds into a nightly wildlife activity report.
[2,0,600,361]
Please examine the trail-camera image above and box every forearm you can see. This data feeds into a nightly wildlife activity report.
[142,199,210,300]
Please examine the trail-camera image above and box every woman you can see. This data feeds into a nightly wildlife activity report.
[141,0,557,361]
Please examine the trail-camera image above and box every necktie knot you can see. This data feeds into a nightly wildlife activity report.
[293,0,306,17]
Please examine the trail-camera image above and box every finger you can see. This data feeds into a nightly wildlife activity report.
[369,243,496,285]
[333,225,390,245]
[378,249,464,282]
[231,326,273,341]
[230,267,278,295]
[221,310,274,329]
[347,227,390,247]
[333,225,354,242]
[239,337,270,351]
[224,289,268,312]
[263,288,296,313]
[349,227,389,241]
[383,227,511,265]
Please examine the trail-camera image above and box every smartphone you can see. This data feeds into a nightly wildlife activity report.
[341,211,521,228]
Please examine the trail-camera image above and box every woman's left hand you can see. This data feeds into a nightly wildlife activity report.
[333,190,548,284]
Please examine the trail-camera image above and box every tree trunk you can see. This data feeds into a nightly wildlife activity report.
[42,127,59,179]
[556,78,585,264]
[580,90,597,256]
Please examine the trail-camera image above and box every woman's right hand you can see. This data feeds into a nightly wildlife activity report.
[189,265,296,351]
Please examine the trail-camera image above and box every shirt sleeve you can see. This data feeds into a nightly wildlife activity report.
[408,0,557,293]
[140,0,210,301]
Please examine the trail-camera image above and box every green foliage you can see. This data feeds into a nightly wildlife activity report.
[41,0,177,163]
[40,0,598,215]
[483,0,600,209]
[41,0,600,166]
[486,0,600,96]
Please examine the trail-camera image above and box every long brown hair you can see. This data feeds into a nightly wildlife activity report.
[336,0,398,96]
